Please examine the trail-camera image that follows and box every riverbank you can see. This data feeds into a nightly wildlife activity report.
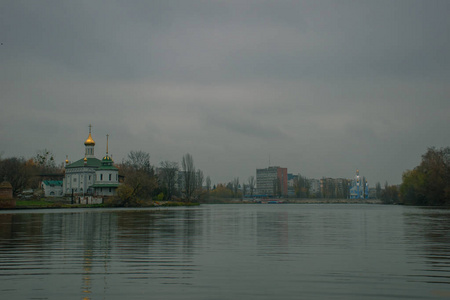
[202,197,383,204]
[3,197,382,210]
[2,199,199,210]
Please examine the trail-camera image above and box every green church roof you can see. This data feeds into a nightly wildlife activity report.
[42,180,63,186]
[66,157,102,169]
[91,183,120,188]
[98,165,119,170]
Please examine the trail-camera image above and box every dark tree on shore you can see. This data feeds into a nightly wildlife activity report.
[206,176,211,193]
[118,150,157,205]
[400,147,450,205]
[182,153,196,201]
[159,160,178,201]
[376,182,382,199]
[0,157,34,196]
[232,177,239,198]
[294,174,310,198]
[381,181,399,204]
[248,176,255,197]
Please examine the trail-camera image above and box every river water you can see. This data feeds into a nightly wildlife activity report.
[0,204,449,299]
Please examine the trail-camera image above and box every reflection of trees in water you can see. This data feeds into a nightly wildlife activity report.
[114,209,203,254]
[0,209,204,296]
[404,209,450,284]
[113,209,202,284]
[0,213,44,243]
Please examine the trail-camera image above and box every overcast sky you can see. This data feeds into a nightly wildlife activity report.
[1,0,449,186]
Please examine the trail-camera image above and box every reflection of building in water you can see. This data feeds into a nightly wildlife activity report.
[77,212,113,300]
[82,249,93,300]
[257,212,289,248]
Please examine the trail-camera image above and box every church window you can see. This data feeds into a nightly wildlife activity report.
[89,175,91,180]
[73,178,77,182]
[100,174,103,180]
[109,174,111,181]
[109,188,112,193]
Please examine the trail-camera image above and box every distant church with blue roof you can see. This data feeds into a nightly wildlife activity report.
[349,170,369,199]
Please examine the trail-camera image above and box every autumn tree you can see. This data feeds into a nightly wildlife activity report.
[400,147,450,205]
[209,183,234,198]
[118,150,157,205]
[34,149,57,173]
[294,174,310,198]
[0,157,34,196]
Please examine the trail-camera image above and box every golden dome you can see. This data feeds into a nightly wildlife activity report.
[84,132,95,146]
[84,157,88,162]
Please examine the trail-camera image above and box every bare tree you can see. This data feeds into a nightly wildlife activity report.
[206,176,211,192]
[125,150,151,173]
[159,160,178,201]
[182,153,196,201]
[232,177,240,198]
[196,169,204,191]
[34,149,57,173]
[118,150,157,204]
[0,157,34,196]
[248,176,255,197]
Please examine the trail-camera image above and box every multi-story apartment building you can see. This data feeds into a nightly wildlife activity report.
[256,166,288,196]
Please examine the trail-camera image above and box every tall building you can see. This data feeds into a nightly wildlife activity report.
[256,166,288,196]
[63,126,119,197]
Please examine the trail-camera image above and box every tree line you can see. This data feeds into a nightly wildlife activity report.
[0,149,249,205]
[0,149,62,196]
[399,147,450,205]
[375,147,450,205]
[3,147,448,206]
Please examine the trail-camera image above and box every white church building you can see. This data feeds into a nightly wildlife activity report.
[63,126,119,197]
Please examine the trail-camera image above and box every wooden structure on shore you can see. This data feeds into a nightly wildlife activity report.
[0,180,15,208]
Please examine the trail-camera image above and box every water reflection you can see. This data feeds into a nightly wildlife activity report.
[403,208,450,287]
[0,205,450,299]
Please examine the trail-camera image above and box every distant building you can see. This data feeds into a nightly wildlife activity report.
[349,170,369,199]
[63,125,119,197]
[0,180,13,199]
[256,166,288,196]
[308,179,321,196]
[41,180,63,197]
[287,173,297,197]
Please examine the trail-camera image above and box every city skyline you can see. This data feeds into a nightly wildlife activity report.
[2,1,449,186]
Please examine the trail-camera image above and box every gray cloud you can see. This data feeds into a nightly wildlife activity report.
[1,0,449,185]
